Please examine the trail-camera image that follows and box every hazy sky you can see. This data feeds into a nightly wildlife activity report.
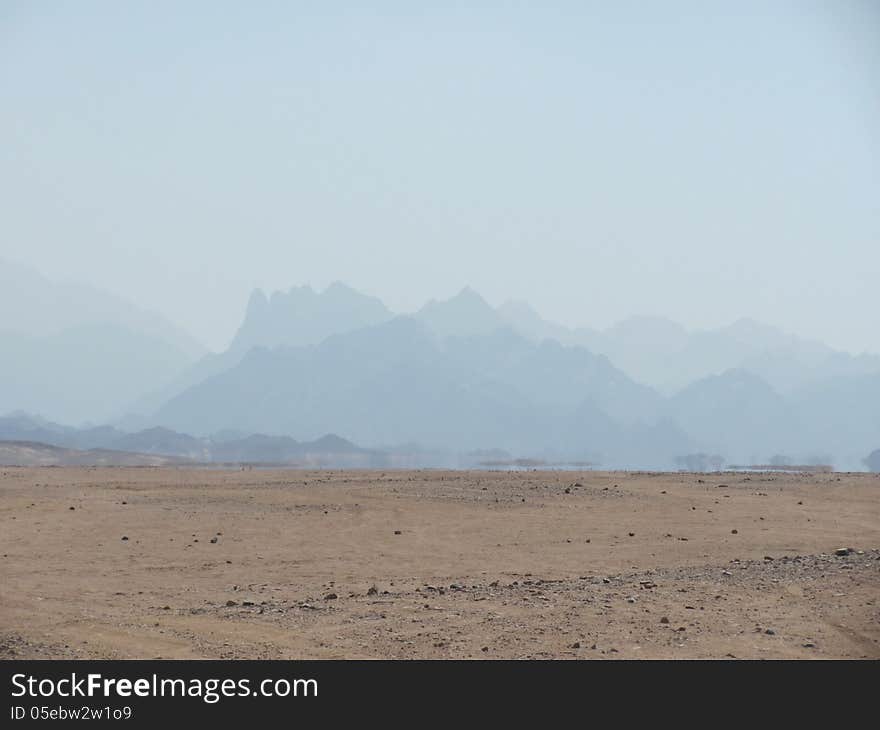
[2,2,878,353]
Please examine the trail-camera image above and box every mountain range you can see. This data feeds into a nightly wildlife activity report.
[0,412,382,467]
[0,258,206,424]
[2,258,878,469]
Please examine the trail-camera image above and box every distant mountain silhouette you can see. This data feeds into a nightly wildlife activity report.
[0,324,198,424]
[666,369,801,463]
[0,258,206,424]
[110,426,209,460]
[654,318,877,394]
[230,282,393,355]
[0,413,198,454]
[153,317,688,467]
[0,257,204,357]
[790,372,880,468]
[496,301,880,394]
[211,432,383,466]
[414,287,507,338]
[126,282,880,469]
[0,412,74,444]
[0,440,187,467]
[497,299,582,344]
[0,412,379,466]
[125,282,394,423]
[5,265,877,469]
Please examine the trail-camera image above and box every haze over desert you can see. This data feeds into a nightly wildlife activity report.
[2,5,878,700]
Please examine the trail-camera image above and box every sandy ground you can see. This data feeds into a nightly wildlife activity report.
[1,467,878,659]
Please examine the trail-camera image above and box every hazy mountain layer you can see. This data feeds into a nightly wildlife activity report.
[154,317,690,468]
[0,259,207,424]
[3,265,878,469]
[498,300,880,394]
[0,413,378,466]
[124,281,396,425]
[230,282,393,355]
[0,324,197,425]
[0,258,205,357]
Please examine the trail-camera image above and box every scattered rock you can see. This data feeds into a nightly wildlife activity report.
[660,616,669,624]
[731,529,738,534]
[324,593,338,601]
[225,600,237,607]
[570,641,581,649]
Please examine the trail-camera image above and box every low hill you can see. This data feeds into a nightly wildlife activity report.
[0,414,384,467]
[0,441,186,467]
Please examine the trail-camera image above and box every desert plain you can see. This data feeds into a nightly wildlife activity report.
[0,466,878,659]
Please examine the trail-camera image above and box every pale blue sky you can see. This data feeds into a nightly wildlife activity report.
[2,1,878,352]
